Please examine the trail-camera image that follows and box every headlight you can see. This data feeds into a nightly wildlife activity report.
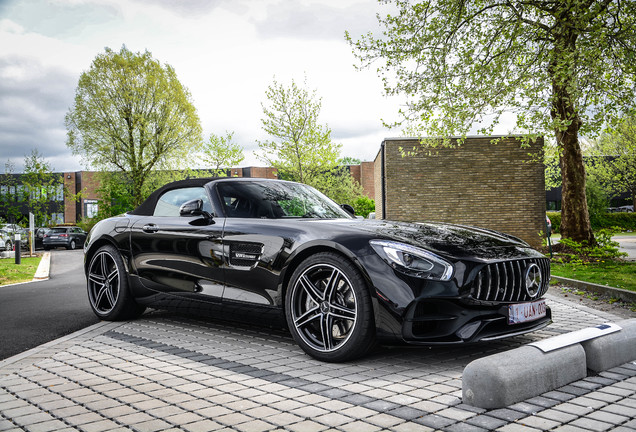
[370,240,454,281]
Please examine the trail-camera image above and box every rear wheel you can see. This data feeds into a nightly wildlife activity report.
[285,252,375,362]
[5,241,12,251]
[68,239,76,250]
[87,244,145,320]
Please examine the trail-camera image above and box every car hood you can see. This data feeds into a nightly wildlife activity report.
[324,219,541,261]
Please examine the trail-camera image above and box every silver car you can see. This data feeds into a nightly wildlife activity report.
[0,229,13,251]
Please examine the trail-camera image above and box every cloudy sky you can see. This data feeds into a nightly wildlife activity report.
[0,0,409,173]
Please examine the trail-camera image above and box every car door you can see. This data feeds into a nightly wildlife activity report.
[214,181,291,306]
[130,185,226,300]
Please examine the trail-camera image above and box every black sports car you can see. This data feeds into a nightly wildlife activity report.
[84,177,551,362]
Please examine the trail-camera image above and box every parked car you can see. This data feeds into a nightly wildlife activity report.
[1,223,21,233]
[33,228,51,250]
[15,228,29,249]
[0,229,13,251]
[43,226,87,250]
[84,178,551,362]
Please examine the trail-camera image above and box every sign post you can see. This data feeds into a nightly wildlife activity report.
[29,212,34,256]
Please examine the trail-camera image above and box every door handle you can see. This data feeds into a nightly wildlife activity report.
[142,224,159,233]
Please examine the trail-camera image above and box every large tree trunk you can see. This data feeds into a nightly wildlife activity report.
[550,28,595,245]
[557,129,594,244]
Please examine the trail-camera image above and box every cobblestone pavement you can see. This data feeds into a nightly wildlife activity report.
[1,293,635,432]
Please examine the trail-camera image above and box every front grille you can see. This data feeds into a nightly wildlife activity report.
[470,258,550,303]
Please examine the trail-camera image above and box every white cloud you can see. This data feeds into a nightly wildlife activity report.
[0,0,401,173]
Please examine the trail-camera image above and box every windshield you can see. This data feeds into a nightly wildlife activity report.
[216,181,352,219]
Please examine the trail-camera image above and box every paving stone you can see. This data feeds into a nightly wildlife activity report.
[366,413,404,428]
[415,413,457,429]
[466,414,509,430]
[496,424,542,432]
[587,410,630,425]
[313,412,352,427]
[570,417,614,431]
[263,412,305,427]
[445,423,489,432]
[285,419,328,432]
[338,420,382,432]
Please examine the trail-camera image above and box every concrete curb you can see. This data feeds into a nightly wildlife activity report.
[33,252,50,280]
[462,318,636,408]
[552,275,636,303]
[582,319,636,372]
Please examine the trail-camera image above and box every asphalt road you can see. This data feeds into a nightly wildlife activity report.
[616,235,636,261]
[0,249,99,360]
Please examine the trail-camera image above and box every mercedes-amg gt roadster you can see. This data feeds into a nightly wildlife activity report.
[84,177,551,362]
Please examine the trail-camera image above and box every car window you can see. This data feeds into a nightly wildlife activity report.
[216,181,351,219]
[50,227,67,234]
[153,187,213,217]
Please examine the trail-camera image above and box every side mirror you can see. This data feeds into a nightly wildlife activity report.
[340,204,356,216]
[180,199,213,224]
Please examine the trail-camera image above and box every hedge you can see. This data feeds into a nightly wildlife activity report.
[547,211,636,234]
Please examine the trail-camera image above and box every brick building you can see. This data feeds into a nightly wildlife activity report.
[374,136,546,248]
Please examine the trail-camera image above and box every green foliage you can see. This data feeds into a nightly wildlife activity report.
[65,46,203,207]
[548,211,636,233]
[553,228,627,264]
[76,217,98,234]
[256,77,366,206]
[352,196,375,218]
[0,160,21,224]
[348,0,636,244]
[21,150,63,226]
[257,77,340,184]
[587,115,636,209]
[340,156,362,165]
[585,176,610,227]
[311,167,364,206]
[200,132,244,176]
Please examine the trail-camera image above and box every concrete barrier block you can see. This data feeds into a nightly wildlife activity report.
[582,319,636,373]
[462,344,586,409]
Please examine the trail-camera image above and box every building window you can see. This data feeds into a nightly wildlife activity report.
[84,200,99,218]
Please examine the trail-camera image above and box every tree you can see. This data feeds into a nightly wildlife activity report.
[347,0,636,244]
[313,166,365,205]
[65,46,203,207]
[340,156,362,165]
[588,115,636,210]
[200,132,245,176]
[257,77,341,184]
[21,150,63,226]
[0,161,21,224]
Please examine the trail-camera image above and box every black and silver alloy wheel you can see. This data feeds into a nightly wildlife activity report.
[286,252,375,362]
[88,249,120,316]
[87,245,145,320]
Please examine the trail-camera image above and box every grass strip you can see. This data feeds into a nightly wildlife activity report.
[0,256,42,286]
[551,261,636,292]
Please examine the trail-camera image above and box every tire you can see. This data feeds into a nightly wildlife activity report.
[44,246,50,251]
[68,240,76,250]
[87,244,146,320]
[5,241,12,252]
[285,252,375,362]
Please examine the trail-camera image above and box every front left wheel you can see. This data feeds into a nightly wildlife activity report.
[285,252,375,362]
[87,244,145,320]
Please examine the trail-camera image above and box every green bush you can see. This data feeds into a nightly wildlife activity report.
[353,196,375,218]
[547,211,636,233]
[553,227,627,264]
[547,211,561,233]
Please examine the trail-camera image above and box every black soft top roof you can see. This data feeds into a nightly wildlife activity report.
[129,177,217,216]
